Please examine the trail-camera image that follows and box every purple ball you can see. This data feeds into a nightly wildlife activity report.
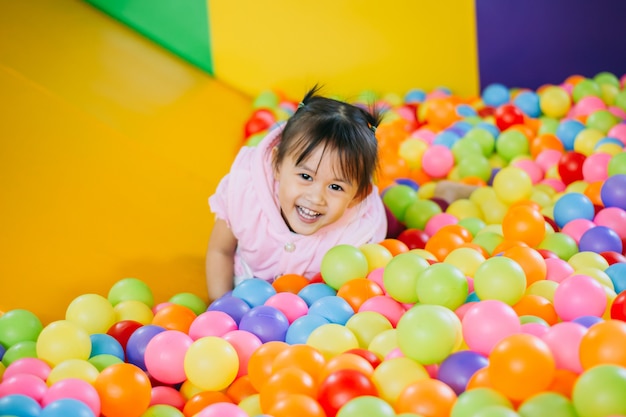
[239,305,289,343]
[572,315,604,328]
[125,324,166,370]
[578,225,623,254]
[437,350,489,395]
[601,174,626,209]
[207,295,251,325]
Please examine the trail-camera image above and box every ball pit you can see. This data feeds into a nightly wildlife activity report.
[2,73,626,417]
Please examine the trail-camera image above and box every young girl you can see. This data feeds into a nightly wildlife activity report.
[206,86,387,300]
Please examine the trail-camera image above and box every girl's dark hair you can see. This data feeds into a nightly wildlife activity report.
[273,85,384,201]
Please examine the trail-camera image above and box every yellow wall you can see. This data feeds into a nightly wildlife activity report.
[0,0,251,324]
[210,0,479,99]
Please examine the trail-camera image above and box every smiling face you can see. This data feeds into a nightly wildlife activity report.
[273,145,360,235]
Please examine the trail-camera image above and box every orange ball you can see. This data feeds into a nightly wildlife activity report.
[466,366,491,390]
[396,378,458,417]
[530,133,565,158]
[422,98,460,129]
[547,368,578,398]
[579,319,626,369]
[502,205,546,247]
[488,334,556,402]
[151,304,196,333]
[502,245,547,286]
[318,352,375,383]
[492,239,528,256]
[183,391,233,416]
[226,375,258,403]
[94,363,152,417]
[272,344,327,383]
[267,393,326,417]
[378,238,410,256]
[272,273,310,294]
[259,368,317,413]
[337,278,385,311]
[512,294,558,325]
[584,180,604,206]
[425,231,467,262]
[247,341,289,392]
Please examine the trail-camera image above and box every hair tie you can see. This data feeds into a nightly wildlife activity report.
[297,102,305,109]
[369,124,377,133]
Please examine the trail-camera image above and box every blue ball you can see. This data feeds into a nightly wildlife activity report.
[394,178,419,191]
[404,89,426,103]
[556,119,585,151]
[513,91,541,118]
[89,333,125,361]
[466,292,481,303]
[553,192,595,229]
[482,83,510,107]
[239,305,290,343]
[455,105,477,118]
[606,263,626,294]
[0,394,42,417]
[578,225,623,254]
[297,283,337,307]
[285,314,330,345]
[475,121,500,138]
[232,278,276,307]
[433,130,461,149]
[40,398,95,417]
[308,296,355,325]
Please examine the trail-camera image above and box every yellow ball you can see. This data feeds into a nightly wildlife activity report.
[368,328,399,359]
[345,311,393,349]
[114,300,154,325]
[492,166,533,205]
[540,86,571,118]
[371,357,429,404]
[65,294,116,335]
[36,320,92,366]
[307,324,359,359]
[183,336,239,391]
[446,199,482,220]
[47,358,99,384]
[574,128,604,156]
[359,243,394,272]
[398,138,428,170]
[444,247,486,277]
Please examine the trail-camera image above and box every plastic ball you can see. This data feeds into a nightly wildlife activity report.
[553,192,595,229]
[358,295,406,327]
[285,314,330,345]
[561,218,596,244]
[396,304,462,365]
[36,320,92,367]
[437,350,489,395]
[558,151,587,185]
[579,319,626,369]
[221,330,262,378]
[540,321,587,374]
[416,262,468,310]
[307,323,359,359]
[382,184,418,222]
[168,292,207,316]
[232,278,277,307]
[183,336,239,391]
[345,311,393,349]
[482,83,510,107]
[239,305,289,343]
[473,257,526,305]
[601,173,626,209]
[553,274,607,321]
[264,292,309,324]
[206,295,251,325]
[492,166,532,205]
[320,245,370,290]
[579,225,622,254]
[144,330,192,384]
[461,300,521,356]
[107,278,154,308]
[113,300,153,324]
[272,273,310,294]
[371,357,429,405]
[89,333,124,361]
[595,207,626,239]
[0,309,43,348]
[403,199,443,230]
[308,296,354,326]
[94,363,151,417]
[540,86,571,119]
[611,290,626,320]
[383,252,430,304]
[501,205,546,247]
[422,145,455,178]
[318,369,378,417]
[124,324,165,371]
[538,232,579,261]
[42,378,101,417]
[65,294,116,335]
[106,320,143,350]
[450,387,513,417]
[188,310,237,340]
[572,364,626,417]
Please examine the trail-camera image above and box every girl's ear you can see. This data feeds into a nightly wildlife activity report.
[271,146,280,177]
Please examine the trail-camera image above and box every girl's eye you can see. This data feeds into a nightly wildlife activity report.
[300,173,312,181]
[330,184,344,192]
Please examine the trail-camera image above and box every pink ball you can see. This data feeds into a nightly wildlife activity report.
[385,347,404,360]
[189,311,238,340]
[608,106,626,121]
[521,322,550,338]
[545,257,575,283]
[367,268,387,293]
[150,386,185,410]
[454,301,477,321]
[358,295,406,327]
[540,321,587,374]
[196,402,249,417]
[582,152,611,182]
[421,144,454,178]
[264,292,309,323]
[594,207,626,239]
[512,159,544,184]
[0,374,48,403]
[424,213,458,237]
[608,123,626,145]
[539,178,566,192]
[553,274,607,321]
[411,128,437,144]
[535,149,563,173]
[144,330,193,384]
[222,330,263,378]
[153,302,173,314]
[561,218,596,244]
[461,300,521,356]
[574,96,607,116]
[43,378,101,417]
[2,357,51,381]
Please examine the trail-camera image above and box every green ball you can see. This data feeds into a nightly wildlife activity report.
[88,353,124,372]
[321,244,369,290]
[473,256,527,305]
[537,232,578,261]
[518,392,578,417]
[593,71,620,88]
[107,277,154,308]
[403,199,442,230]
[252,90,279,109]
[495,129,530,162]
[396,304,462,365]
[0,309,43,349]
[382,185,418,222]
[464,127,496,157]
[452,138,484,163]
[2,340,37,366]
[572,364,626,417]
[586,109,618,133]
[383,252,430,304]
[451,387,513,417]
[336,395,396,417]
[458,217,487,237]
[416,263,469,310]
[615,90,626,112]
[608,152,626,176]
[141,405,184,417]
[169,292,207,316]
[472,231,504,256]
[519,315,549,326]
[572,79,602,103]
[538,117,559,135]
[457,153,492,182]
[473,405,519,417]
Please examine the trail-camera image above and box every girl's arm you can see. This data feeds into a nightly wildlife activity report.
[205,219,238,301]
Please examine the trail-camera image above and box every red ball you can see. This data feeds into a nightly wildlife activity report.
[494,104,525,131]
[611,290,626,321]
[107,320,143,350]
[317,369,378,417]
[244,109,276,138]
[600,251,626,265]
[344,348,382,369]
[557,151,586,185]
[537,249,560,260]
[397,228,430,250]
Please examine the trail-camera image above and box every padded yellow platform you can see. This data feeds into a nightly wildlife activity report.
[0,0,252,323]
